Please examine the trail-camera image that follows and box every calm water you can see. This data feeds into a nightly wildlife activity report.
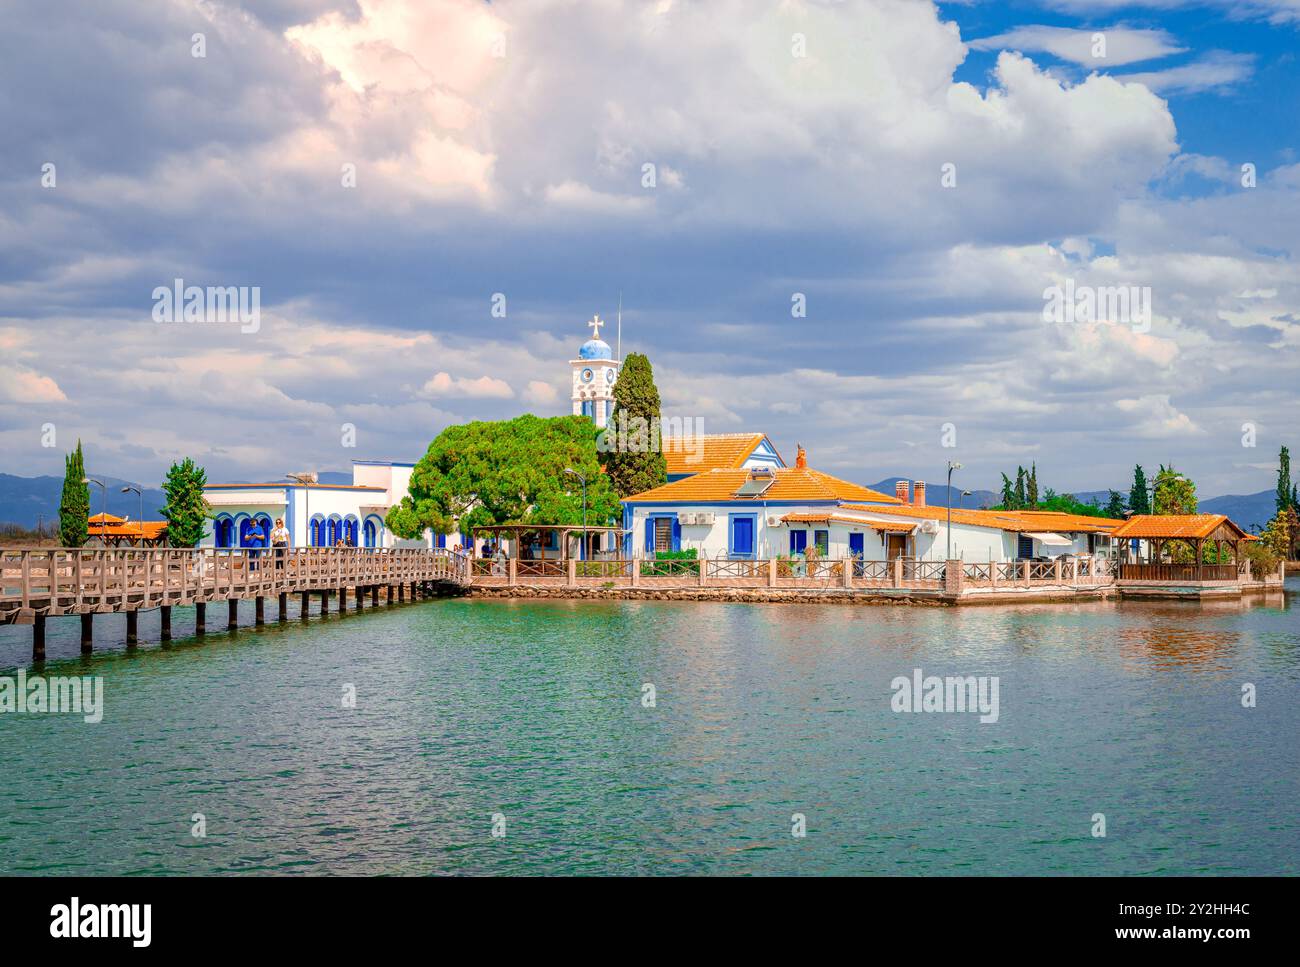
[1,584,1298,875]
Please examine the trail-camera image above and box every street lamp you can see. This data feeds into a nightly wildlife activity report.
[946,461,963,560]
[121,485,143,545]
[286,473,314,547]
[83,477,106,545]
[959,489,973,509]
[564,468,587,561]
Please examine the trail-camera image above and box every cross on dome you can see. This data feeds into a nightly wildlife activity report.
[587,314,604,339]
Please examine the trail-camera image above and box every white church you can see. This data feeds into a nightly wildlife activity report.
[200,314,626,550]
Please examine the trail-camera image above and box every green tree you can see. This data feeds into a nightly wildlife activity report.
[1104,489,1126,519]
[160,458,210,547]
[1014,466,1026,509]
[1027,463,1039,507]
[1000,473,1015,509]
[387,414,621,539]
[598,352,668,497]
[1152,464,1197,515]
[59,440,89,547]
[1276,445,1294,516]
[1128,465,1150,515]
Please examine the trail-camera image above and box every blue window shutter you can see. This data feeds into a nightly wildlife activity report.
[671,516,681,551]
[645,518,655,552]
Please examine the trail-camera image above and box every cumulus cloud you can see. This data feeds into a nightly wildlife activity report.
[421,371,515,399]
[969,25,1186,67]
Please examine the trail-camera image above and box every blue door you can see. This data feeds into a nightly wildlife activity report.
[849,533,865,558]
[731,515,755,558]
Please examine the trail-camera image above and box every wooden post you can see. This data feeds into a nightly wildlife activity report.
[398,583,406,602]
[32,613,46,662]
[195,602,206,635]
[81,613,93,653]
[300,590,310,619]
[698,559,707,587]
[228,599,239,630]
[1022,560,1030,587]
[768,558,778,588]
[892,557,904,588]
[371,585,380,607]
[339,587,349,612]
[319,590,329,614]
[631,559,640,588]
[1053,558,1062,584]
[508,558,517,587]
[843,557,853,589]
[388,584,396,605]
[990,555,998,589]
[278,592,288,621]
[126,610,138,646]
[567,558,577,587]
[254,597,264,625]
[160,605,172,640]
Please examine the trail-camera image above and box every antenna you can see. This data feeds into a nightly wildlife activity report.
[617,291,622,361]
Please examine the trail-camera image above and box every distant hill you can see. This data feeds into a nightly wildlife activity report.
[0,473,167,529]
[869,477,999,510]
[1200,490,1276,533]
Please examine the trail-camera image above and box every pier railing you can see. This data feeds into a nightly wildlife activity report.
[0,546,468,622]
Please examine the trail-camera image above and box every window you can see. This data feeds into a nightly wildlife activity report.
[789,530,807,554]
[581,400,595,419]
[214,518,234,548]
[654,517,673,552]
[815,530,829,555]
[363,519,378,548]
[1018,533,1034,559]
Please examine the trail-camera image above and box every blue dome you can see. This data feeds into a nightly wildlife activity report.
[579,339,613,360]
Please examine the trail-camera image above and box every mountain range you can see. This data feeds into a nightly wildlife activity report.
[0,471,1279,533]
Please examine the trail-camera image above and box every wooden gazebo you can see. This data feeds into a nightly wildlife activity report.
[1111,514,1249,582]
[88,513,170,547]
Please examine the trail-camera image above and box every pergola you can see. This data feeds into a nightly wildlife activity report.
[469,524,628,560]
[1111,514,1249,579]
[87,513,170,547]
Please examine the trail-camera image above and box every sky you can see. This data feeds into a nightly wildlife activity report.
[1,0,1298,498]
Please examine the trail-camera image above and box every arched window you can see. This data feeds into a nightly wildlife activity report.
[214,517,234,548]
[327,516,342,546]
[310,516,326,547]
[363,518,378,549]
[344,516,359,547]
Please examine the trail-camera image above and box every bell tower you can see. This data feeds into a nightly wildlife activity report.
[571,314,620,429]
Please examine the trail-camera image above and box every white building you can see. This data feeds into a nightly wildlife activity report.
[202,460,455,550]
[621,455,1122,562]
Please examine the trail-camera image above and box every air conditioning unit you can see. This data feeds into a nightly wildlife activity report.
[696,513,716,525]
[767,516,782,527]
[920,520,939,535]
[678,513,696,525]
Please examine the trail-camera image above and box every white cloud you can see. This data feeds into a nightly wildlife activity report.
[1117,52,1255,95]
[969,26,1186,67]
[421,371,515,399]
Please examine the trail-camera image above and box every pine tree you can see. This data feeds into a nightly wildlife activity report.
[1104,489,1126,519]
[599,352,668,498]
[160,458,210,547]
[59,440,90,547]
[1000,473,1015,509]
[1277,445,1293,516]
[1027,463,1039,508]
[1128,465,1150,515]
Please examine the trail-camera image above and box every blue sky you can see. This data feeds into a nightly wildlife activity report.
[1,0,1297,500]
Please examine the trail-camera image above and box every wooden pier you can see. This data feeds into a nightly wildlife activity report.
[1,547,468,661]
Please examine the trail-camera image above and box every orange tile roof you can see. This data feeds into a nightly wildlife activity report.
[781,513,915,531]
[1110,514,1248,540]
[838,503,1124,533]
[88,521,169,539]
[625,467,902,504]
[662,433,778,475]
[88,513,127,524]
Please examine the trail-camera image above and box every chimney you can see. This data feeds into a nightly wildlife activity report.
[895,480,909,503]
[795,443,807,469]
[913,480,926,506]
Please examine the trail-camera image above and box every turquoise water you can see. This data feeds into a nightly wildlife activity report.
[1,585,1298,875]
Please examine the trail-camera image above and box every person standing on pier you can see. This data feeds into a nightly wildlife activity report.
[246,517,266,570]
[270,517,289,569]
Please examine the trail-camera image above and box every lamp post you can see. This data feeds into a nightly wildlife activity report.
[959,489,973,509]
[83,477,106,545]
[121,485,143,545]
[946,461,963,560]
[564,468,587,561]
[286,473,314,547]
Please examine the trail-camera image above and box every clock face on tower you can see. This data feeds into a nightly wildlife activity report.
[605,369,615,384]
[581,368,594,383]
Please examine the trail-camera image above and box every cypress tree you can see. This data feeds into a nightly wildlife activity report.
[1027,463,1039,508]
[160,457,210,547]
[600,352,668,498]
[1128,465,1150,515]
[1277,445,1293,516]
[59,440,90,547]
[1104,489,1126,519]
[1014,467,1026,509]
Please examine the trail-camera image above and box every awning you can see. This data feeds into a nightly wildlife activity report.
[1026,531,1072,547]
[869,522,916,533]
